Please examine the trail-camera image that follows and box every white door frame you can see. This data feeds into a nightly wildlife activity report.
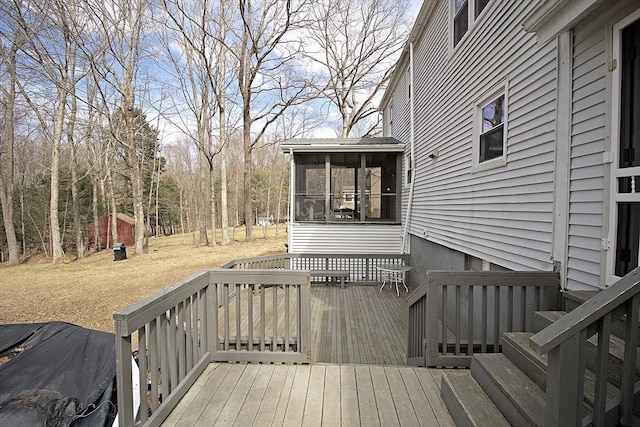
[606,8,640,286]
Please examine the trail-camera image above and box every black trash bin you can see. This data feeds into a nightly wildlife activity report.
[113,242,127,261]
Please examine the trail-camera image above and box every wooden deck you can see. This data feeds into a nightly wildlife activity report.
[310,285,407,365]
[162,363,455,426]
[160,286,455,426]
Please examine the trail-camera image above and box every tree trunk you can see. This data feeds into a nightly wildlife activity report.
[243,110,254,241]
[275,154,286,239]
[198,152,208,245]
[92,178,100,250]
[0,44,19,266]
[219,0,230,245]
[220,130,229,245]
[106,149,119,247]
[179,188,185,235]
[50,89,67,264]
[125,106,146,255]
[68,78,84,259]
[209,164,217,248]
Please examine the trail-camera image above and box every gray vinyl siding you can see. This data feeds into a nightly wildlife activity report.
[289,224,402,254]
[387,62,412,224]
[401,0,557,271]
[565,16,608,289]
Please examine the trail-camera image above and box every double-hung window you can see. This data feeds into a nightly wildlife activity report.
[453,0,490,46]
[475,84,507,168]
[479,95,505,162]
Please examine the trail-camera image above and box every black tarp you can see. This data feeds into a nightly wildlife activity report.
[0,322,117,427]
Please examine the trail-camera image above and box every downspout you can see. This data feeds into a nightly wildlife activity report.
[401,41,416,254]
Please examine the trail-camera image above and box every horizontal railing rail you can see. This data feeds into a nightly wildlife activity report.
[222,252,410,284]
[530,267,640,427]
[114,269,310,427]
[407,270,561,367]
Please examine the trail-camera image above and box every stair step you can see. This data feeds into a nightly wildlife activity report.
[502,331,623,408]
[471,353,546,427]
[562,290,640,343]
[502,332,547,390]
[533,310,565,333]
[564,290,599,311]
[584,331,640,389]
[534,311,640,388]
[441,372,510,427]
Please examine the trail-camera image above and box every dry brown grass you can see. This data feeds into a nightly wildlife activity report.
[0,227,287,333]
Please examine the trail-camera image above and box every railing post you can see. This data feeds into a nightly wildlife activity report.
[545,331,585,427]
[114,324,134,427]
[299,276,311,363]
[621,294,640,424]
[206,277,217,359]
[425,275,439,366]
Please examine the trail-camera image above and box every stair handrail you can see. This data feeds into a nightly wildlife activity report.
[530,266,640,426]
[530,267,640,353]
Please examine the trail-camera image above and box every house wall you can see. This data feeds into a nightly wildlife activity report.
[288,223,402,254]
[565,2,640,289]
[385,0,559,273]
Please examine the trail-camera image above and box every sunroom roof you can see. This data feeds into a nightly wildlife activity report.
[281,137,404,153]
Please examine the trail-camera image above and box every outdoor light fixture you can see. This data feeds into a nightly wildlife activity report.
[428,149,439,159]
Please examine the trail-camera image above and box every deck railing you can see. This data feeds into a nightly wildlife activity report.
[407,270,560,367]
[530,267,640,426]
[113,269,310,427]
[222,252,410,283]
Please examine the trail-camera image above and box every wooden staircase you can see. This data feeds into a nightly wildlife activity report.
[441,290,640,426]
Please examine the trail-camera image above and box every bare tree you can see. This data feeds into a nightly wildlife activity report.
[88,0,150,255]
[0,9,21,265]
[9,0,91,263]
[158,0,237,247]
[235,0,312,241]
[307,0,410,137]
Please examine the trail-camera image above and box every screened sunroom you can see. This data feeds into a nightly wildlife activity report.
[281,138,404,254]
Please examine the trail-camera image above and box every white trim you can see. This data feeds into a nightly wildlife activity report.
[387,101,393,137]
[606,8,640,286]
[472,80,509,172]
[401,41,416,254]
[524,0,604,45]
[288,149,295,250]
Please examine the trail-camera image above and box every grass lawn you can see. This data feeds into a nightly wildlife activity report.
[0,227,287,333]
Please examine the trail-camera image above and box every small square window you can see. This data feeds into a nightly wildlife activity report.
[405,152,413,185]
[477,92,506,165]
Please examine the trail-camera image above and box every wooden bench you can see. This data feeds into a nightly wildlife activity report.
[310,270,349,288]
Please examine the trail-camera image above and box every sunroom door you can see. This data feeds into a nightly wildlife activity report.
[609,12,640,285]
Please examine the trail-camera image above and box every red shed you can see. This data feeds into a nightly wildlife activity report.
[88,213,135,249]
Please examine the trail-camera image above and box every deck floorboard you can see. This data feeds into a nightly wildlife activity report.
[163,364,456,426]
[162,286,455,426]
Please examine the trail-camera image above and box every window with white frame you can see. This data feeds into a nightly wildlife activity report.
[453,0,490,46]
[477,88,506,165]
[405,152,413,185]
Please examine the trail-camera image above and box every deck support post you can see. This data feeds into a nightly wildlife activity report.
[545,331,584,427]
